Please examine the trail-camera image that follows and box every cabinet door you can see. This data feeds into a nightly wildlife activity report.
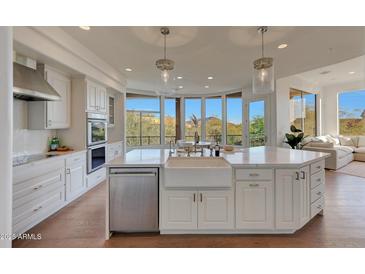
[161,190,197,230]
[98,86,107,113]
[236,181,274,229]
[299,166,310,227]
[198,190,234,229]
[66,164,85,202]
[87,82,98,111]
[45,69,71,129]
[275,169,300,229]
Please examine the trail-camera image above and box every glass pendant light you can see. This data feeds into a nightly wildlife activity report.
[156,27,174,84]
[253,26,274,94]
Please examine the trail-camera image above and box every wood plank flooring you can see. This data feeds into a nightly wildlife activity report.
[13,170,365,248]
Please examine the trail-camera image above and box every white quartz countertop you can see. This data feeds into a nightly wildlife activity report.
[107,146,330,168]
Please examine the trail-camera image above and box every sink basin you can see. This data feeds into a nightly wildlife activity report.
[163,157,232,188]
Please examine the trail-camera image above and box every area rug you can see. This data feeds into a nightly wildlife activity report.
[334,161,365,178]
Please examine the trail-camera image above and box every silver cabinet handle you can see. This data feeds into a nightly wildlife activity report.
[66,168,71,175]
[33,185,43,190]
[200,193,203,202]
[317,178,321,182]
[317,191,322,195]
[317,204,322,209]
[249,173,259,177]
[193,193,196,202]
[316,165,321,169]
[249,183,259,187]
[33,206,42,212]
[295,172,300,180]
[300,171,305,179]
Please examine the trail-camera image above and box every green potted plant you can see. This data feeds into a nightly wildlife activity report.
[285,125,305,149]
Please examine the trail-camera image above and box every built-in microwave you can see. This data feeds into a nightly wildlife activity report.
[87,143,106,173]
[87,113,107,147]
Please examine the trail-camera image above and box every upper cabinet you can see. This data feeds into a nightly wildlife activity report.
[28,66,71,130]
[86,80,107,113]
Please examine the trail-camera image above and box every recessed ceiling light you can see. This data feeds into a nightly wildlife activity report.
[79,26,90,30]
[207,76,214,80]
[349,71,356,74]
[277,43,288,49]
[320,70,331,75]
[177,76,183,79]
[125,68,133,72]
[204,85,209,88]
[178,86,183,89]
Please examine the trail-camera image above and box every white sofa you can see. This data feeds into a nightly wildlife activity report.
[302,135,365,170]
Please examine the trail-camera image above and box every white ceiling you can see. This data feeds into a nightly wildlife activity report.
[292,55,365,88]
[61,26,365,95]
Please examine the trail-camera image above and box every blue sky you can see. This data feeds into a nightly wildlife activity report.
[339,90,365,118]
[126,97,265,125]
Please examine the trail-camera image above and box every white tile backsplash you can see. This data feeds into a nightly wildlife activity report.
[13,99,55,157]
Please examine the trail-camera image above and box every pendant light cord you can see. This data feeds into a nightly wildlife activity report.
[164,33,166,60]
[261,29,264,58]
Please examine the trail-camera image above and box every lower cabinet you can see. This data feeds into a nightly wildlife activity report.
[275,166,311,230]
[65,153,86,202]
[162,191,197,229]
[161,189,234,230]
[198,191,234,229]
[236,181,274,229]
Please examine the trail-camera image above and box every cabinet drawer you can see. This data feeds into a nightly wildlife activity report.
[87,167,106,188]
[66,152,86,167]
[311,183,324,203]
[310,170,325,189]
[13,188,64,235]
[13,169,64,208]
[310,197,324,218]
[235,169,273,181]
[310,160,325,175]
[13,158,64,184]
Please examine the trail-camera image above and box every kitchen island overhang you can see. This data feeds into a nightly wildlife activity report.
[105,146,330,238]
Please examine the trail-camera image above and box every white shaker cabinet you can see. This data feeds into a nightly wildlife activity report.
[275,169,299,229]
[236,181,274,229]
[198,190,234,230]
[28,66,71,129]
[275,165,310,230]
[161,190,197,229]
[86,80,107,113]
[65,152,87,202]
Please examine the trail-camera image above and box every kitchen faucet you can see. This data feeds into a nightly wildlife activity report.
[169,140,174,156]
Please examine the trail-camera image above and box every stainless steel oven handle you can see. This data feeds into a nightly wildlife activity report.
[109,172,156,177]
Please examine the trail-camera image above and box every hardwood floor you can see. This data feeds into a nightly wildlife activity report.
[13,170,365,248]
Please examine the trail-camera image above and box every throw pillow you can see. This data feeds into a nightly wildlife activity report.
[358,136,365,147]
[339,136,355,147]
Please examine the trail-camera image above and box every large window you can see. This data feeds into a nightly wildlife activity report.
[126,94,161,146]
[184,98,202,141]
[226,92,243,145]
[206,96,223,143]
[339,90,365,136]
[164,97,179,144]
[290,89,317,136]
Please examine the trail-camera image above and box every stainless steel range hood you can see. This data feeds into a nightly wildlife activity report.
[13,62,61,101]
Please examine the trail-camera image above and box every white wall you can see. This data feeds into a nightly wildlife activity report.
[320,80,365,135]
[0,27,13,248]
[275,75,319,145]
[13,99,56,156]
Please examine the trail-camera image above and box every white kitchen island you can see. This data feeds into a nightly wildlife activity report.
[106,146,329,238]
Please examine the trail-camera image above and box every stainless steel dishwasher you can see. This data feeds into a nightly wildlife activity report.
[109,167,159,232]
